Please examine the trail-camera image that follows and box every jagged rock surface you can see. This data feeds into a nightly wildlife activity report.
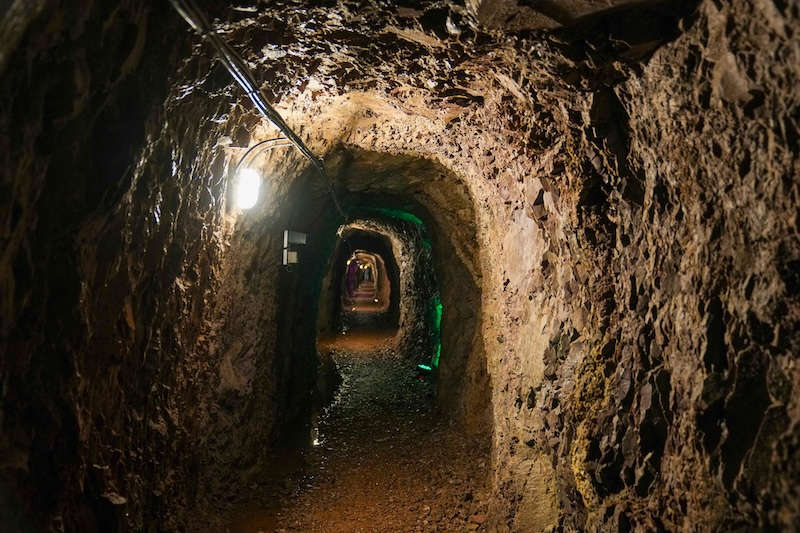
[0,0,797,530]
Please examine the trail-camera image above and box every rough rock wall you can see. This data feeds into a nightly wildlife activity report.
[602,1,800,527]
[0,1,302,529]
[0,2,233,529]
[1,0,797,530]
[485,1,800,530]
[197,212,286,501]
[466,0,656,30]
[212,0,799,529]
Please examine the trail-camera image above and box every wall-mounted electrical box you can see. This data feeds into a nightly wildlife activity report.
[283,230,307,265]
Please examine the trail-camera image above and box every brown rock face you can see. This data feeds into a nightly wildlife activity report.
[1,0,798,531]
[467,0,673,30]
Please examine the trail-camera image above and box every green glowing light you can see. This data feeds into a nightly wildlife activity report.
[417,364,432,371]
[359,207,425,227]
[349,204,443,368]
[428,296,443,368]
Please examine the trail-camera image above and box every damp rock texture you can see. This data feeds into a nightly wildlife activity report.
[0,3,229,530]
[1,0,798,531]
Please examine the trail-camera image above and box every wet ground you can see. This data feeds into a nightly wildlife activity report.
[222,329,491,532]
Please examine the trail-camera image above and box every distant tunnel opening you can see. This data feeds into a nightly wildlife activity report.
[266,146,490,441]
[341,252,385,315]
[324,227,401,335]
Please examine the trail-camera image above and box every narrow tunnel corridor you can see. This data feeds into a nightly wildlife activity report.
[1,1,799,532]
[249,207,491,531]
[211,152,491,530]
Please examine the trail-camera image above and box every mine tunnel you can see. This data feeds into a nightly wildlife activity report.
[328,228,400,331]
[1,0,799,531]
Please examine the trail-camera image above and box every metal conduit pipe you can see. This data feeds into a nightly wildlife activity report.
[168,0,347,219]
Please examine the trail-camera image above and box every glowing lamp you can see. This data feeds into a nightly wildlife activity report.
[235,167,261,209]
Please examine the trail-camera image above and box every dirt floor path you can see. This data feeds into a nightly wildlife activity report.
[226,331,491,533]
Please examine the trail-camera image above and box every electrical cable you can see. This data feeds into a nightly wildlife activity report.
[168,0,347,220]
[232,137,292,177]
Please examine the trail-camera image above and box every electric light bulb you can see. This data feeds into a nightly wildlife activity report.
[235,167,261,209]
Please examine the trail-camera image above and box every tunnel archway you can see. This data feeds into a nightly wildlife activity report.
[262,145,491,438]
[320,227,401,336]
[340,251,387,314]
